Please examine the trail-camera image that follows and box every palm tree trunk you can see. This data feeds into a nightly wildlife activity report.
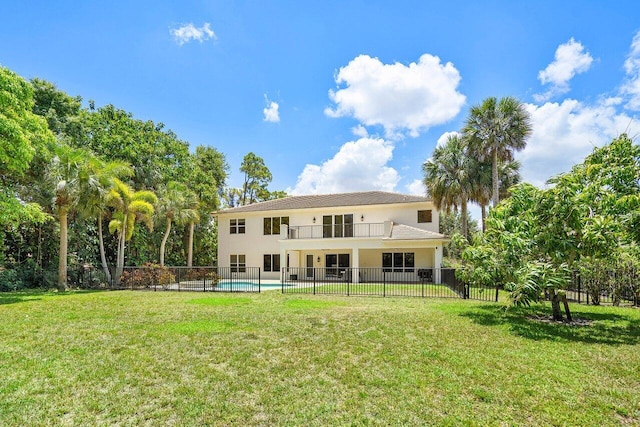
[461,199,469,241]
[97,213,112,285]
[187,222,195,267]
[58,207,68,291]
[114,223,126,286]
[481,204,487,232]
[492,149,499,208]
[160,218,172,266]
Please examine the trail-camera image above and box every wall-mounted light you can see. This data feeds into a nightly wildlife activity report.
[360,214,364,222]
[313,216,316,223]
[317,256,321,263]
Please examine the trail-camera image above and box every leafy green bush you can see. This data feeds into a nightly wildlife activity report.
[0,268,20,291]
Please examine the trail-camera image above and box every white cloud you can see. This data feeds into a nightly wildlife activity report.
[325,54,466,138]
[170,23,216,46]
[263,97,280,123]
[534,38,593,102]
[436,131,461,148]
[351,124,369,138]
[622,30,640,110]
[289,137,400,194]
[519,98,635,186]
[406,179,427,196]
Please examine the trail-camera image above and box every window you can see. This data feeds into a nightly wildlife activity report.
[325,253,350,276]
[263,216,289,235]
[230,254,246,273]
[418,210,432,223]
[263,254,281,272]
[382,252,415,272]
[230,218,245,234]
[322,214,354,238]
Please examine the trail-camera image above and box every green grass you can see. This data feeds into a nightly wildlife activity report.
[1,290,639,426]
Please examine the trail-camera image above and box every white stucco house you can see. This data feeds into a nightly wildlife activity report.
[213,191,449,283]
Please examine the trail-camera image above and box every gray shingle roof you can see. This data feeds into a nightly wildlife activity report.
[215,191,431,214]
[387,223,447,240]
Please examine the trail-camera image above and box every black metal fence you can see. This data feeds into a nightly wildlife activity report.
[280,267,499,301]
[565,271,640,306]
[10,264,638,306]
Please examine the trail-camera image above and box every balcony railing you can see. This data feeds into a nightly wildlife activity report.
[287,222,385,239]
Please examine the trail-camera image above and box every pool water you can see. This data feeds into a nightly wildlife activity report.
[215,281,282,291]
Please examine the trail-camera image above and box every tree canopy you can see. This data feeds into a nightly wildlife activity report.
[460,134,640,319]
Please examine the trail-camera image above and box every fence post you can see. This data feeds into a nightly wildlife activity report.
[313,268,316,295]
[494,285,498,302]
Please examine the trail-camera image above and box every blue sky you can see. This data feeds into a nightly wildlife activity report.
[2,1,640,205]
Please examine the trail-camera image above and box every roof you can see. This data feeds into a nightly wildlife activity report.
[387,223,448,241]
[215,191,431,214]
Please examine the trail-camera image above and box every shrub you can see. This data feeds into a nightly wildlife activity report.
[182,268,220,284]
[120,263,176,289]
[0,268,20,292]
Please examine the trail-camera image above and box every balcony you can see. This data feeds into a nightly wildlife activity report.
[287,222,385,239]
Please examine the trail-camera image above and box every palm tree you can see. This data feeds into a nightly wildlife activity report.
[76,159,133,283]
[423,135,473,240]
[108,179,157,284]
[47,144,95,291]
[157,182,189,266]
[463,96,532,208]
[468,157,521,232]
[183,189,200,268]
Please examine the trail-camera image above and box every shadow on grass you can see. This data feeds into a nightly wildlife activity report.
[0,289,102,305]
[459,304,640,346]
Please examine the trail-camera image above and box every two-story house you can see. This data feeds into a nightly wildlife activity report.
[214,191,448,283]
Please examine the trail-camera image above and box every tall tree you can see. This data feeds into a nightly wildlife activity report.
[222,187,243,208]
[423,135,473,240]
[0,66,54,264]
[183,190,200,268]
[191,145,229,212]
[76,158,133,283]
[108,179,157,284]
[156,182,197,266]
[461,134,640,320]
[30,78,84,141]
[47,145,97,290]
[463,96,532,208]
[468,157,521,232]
[240,152,272,205]
[81,104,191,190]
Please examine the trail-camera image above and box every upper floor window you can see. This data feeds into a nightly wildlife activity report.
[417,210,432,223]
[264,216,289,235]
[230,218,245,234]
[323,214,353,238]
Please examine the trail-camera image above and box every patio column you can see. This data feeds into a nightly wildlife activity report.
[280,248,287,281]
[352,248,360,283]
[434,245,443,284]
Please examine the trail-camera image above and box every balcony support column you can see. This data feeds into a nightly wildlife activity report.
[353,248,360,283]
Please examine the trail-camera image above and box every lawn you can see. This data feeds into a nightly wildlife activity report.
[1,290,638,426]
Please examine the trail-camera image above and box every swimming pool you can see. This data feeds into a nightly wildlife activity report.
[215,281,282,291]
